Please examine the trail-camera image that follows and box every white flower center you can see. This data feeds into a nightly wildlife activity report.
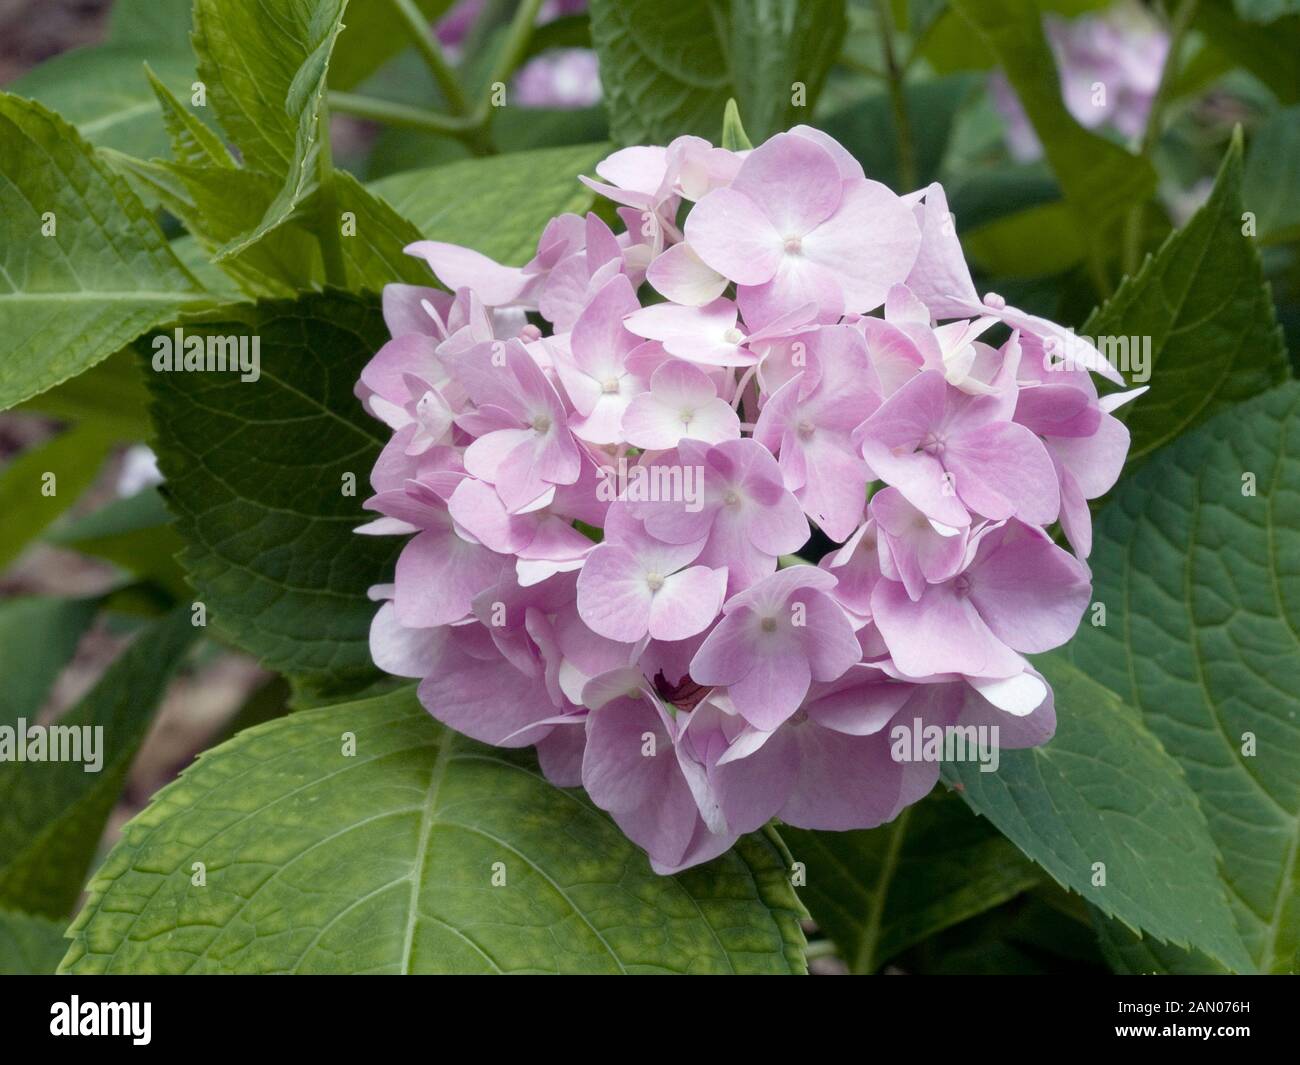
[602,377,620,394]
[723,490,741,507]
[645,572,665,592]
[722,327,744,344]
[679,408,695,426]
[783,235,802,254]
[532,413,552,432]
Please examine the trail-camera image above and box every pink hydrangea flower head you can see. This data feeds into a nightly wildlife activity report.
[357,121,1134,873]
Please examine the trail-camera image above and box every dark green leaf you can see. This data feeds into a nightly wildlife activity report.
[945,656,1255,973]
[0,908,68,975]
[0,597,100,723]
[783,790,1040,972]
[1066,382,1300,973]
[145,292,400,692]
[0,607,198,919]
[1084,133,1288,464]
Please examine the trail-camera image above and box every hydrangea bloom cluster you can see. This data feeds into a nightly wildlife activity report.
[357,126,1141,873]
[991,0,1169,162]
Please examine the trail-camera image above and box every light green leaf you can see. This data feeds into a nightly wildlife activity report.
[1066,382,1300,974]
[0,908,68,975]
[106,149,325,297]
[108,0,196,50]
[1083,133,1288,465]
[0,93,209,412]
[7,47,195,159]
[0,597,100,723]
[944,657,1255,974]
[782,790,1040,973]
[13,348,152,441]
[0,607,198,919]
[721,98,754,151]
[145,292,400,693]
[369,142,610,263]
[61,687,807,974]
[121,68,428,294]
[589,0,844,146]
[0,425,117,571]
[948,0,1155,238]
[1243,104,1300,243]
[192,0,347,259]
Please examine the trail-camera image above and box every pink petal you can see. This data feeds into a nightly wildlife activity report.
[685,186,784,285]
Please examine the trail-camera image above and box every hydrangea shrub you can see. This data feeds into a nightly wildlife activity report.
[0,0,1295,977]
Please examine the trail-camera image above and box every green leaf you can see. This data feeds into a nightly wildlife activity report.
[330,0,457,90]
[0,425,116,571]
[1244,104,1300,243]
[6,47,195,159]
[728,0,847,142]
[0,597,100,723]
[145,292,400,693]
[108,0,196,50]
[61,687,807,974]
[121,68,428,294]
[1065,382,1300,974]
[13,348,152,441]
[369,142,610,264]
[45,489,189,601]
[1193,4,1300,104]
[963,201,1087,277]
[192,0,347,259]
[821,75,978,191]
[1083,133,1289,465]
[0,607,198,919]
[589,0,845,145]
[1235,0,1300,18]
[782,790,1040,972]
[945,656,1255,974]
[1092,907,1226,974]
[948,0,1155,239]
[0,908,68,975]
[721,98,754,151]
[0,93,209,412]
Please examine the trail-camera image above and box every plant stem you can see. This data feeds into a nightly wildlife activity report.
[874,0,917,191]
[388,0,473,116]
[484,0,544,112]
[314,97,348,288]
[328,91,480,134]
[1121,0,1198,276]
